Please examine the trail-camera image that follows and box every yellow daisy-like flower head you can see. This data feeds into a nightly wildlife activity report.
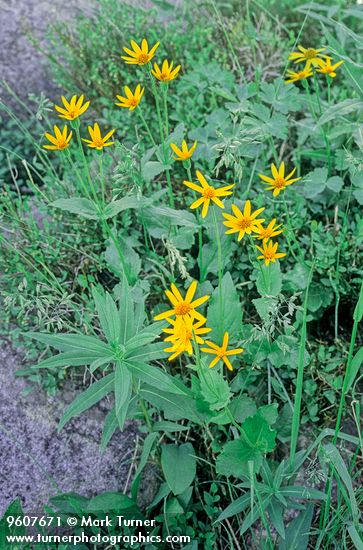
[163,316,211,361]
[170,140,197,161]
[183,170,235,218]
[121,39,160,65]
[256,240,286,266]
[43,125,72,151]
[154,280,209,323]
[54,95,90,121]
[253,218,283,243]
[288,46,327,70]
[315,58,344,78]
[201,332,244,372]
[259,162,301,197]
[82,123,115,150]
[222,200,265,241]
[151,60,181,82]
[115,85,144,111]
[285,68,313,84]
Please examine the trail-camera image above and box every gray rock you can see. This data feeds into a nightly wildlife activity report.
[0,0,94,109]
[0,340,138,515]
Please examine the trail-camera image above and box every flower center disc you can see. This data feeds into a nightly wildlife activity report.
[175,302,191,316]
[237,217,251,230]
[203,186,216,199]
[305,48,317,59]
[129,98,138,106]
[274,177,285,188]
[138,53,149,64]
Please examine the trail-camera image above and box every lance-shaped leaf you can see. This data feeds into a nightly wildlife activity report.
[115,361,132,428]
[125,342,166,363]
[206,271,242,343]
[92,287,121,345]
[100,408,118,451]
[126,361,188,395]
[31,350,113,370]
[58,373,114,431]
[25,332,111,355]
[102,195,151,219]
[51,198,99,219]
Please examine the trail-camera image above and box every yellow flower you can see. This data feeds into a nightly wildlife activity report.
[121,39,159,65]
[285,68,313,84]
[115,85,144,111]
[256,241,286,266]
[151,60,181,82]
[82,123,115,150]
[154,280,209,323]
[163,317,211,361]
[222,200,265,241]
[54,95,90,121]
[183,171,235,218]
[201,332,244,371]
[43,125,72,150]
[259,162,300,197]
[170,140,197,161]
[316,58,344,78]
[253,219,283,243]
[288,46,327,70]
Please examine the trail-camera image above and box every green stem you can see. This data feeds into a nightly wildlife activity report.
[282,196,301,262]
[148,70,174,208]
[186,163,204,280]
[290,262,314,470]
[137,107,159,150]
[321,279,363,527]
[99,151,106,206]
[212,206,224,335]
[74,122,100,206]
[313,72,331,176]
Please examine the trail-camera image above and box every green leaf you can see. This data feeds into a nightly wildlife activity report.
[131,432,159,499]
[92,287,121,345]
[142,161,169,182]
[206,271,242,343]
[152,421,188,432]
[216,412,276,477]
[303,167,328,198]
[323,27,363,99]
[100,408,118,451]
[199,360,232,411]
[0,498,25,547]
[268,501,285,540]
[243,414,277,452]
[316,99,363,126]
[161,443,196,495]
[125,342,166,363]
[216,494,251,522]
[115,362,132,428]
[103,195,150,219]
[51,198,99,219]
[326,176,343,193]
[216,439,262,477]
[323,444,359,522]
[279,486,327,500]
[31,350,110,369]
[346,347,363,392]
[118,275,134,344]
[278,504,314,550]
[58,373,114,431]
[86,492,139,513]
[347,524,363,550]
[140,388,202,424]
[256,263,282,296]
[25,332,111,355]
[126,361,187,395]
